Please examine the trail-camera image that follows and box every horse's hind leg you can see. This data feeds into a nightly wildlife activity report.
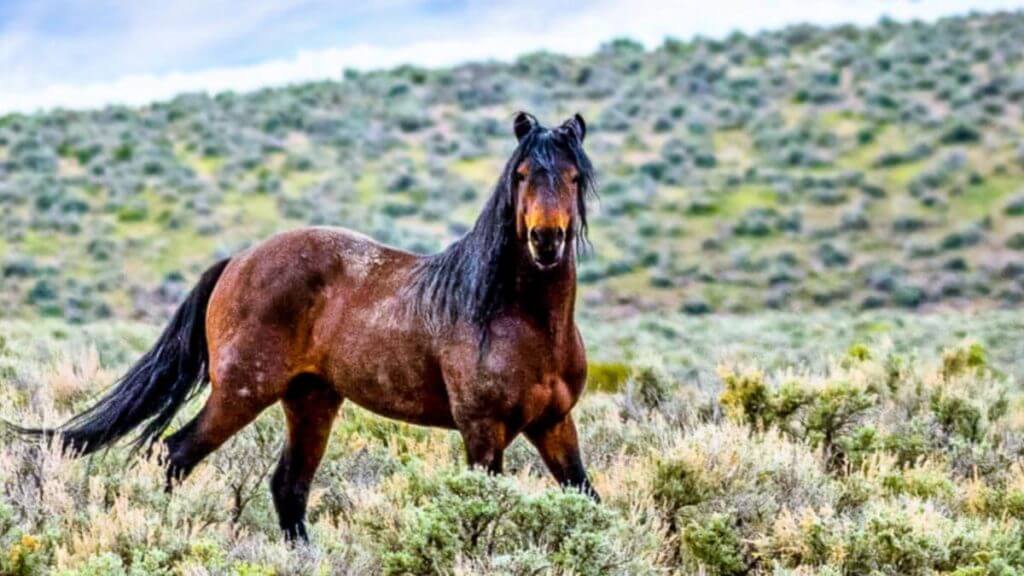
[271,374,342,542]
[163,342,289,485]
[163,383,279,484]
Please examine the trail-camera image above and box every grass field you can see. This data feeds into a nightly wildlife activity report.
[3,311,1024,574]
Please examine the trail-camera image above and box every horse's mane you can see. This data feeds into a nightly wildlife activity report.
[410,114,596,332]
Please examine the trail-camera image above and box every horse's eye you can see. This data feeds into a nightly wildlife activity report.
[572,175,581,186]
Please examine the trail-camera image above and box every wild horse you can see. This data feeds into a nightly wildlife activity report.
[15,112,598,541]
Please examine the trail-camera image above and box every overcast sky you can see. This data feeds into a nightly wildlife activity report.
[1,0,1022,114]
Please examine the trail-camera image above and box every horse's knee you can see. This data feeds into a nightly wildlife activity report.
[459,419,507,474]
[467,445,503,473]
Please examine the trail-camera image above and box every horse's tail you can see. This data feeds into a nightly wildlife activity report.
[9,258,231,456]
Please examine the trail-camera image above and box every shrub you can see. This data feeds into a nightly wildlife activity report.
[54,552,127,576]
[882,422,933,467]
[587,361,631,393]
[1005,193,1024,216]
[756,508,835,569]
[626,361,674,410]
[941,342,987,378]
[719,369,770,427]
[651,459,715,516]
[842,503,944,575]
[3,534,49,576]
[893,283,926,308]
[1006,232,1024,250]
[940,121,981,144]
[720,367,874,466]
[804,381,875,469]
[682,298,713,315]
[881,462,955,501]
[651,423,836,572]
[377,470,649,575]
[681,513,748,575]
[930,393,983,442]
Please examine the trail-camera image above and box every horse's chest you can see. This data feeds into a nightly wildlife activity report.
[529,370,580,416]
[477,337,585,421]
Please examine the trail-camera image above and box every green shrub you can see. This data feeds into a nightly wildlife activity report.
[681,513,748,575]
[941,121,981,144]
[378,470,643,575]
[651,459,714,517]
[587,361,630,393]
[1006,233,1024,250]
[999,489,1024,520]
[846,343,872,362]
[881,465,955,501]
[720,369,770,427]
[804,381,875,468]
[941,343,987,378]
[842,508,943,575]
[770,381,812,430]
[3,534,49,576]
[836,425,881,468]
[931,393,984,442]
[882,422,933,467]
[628,363,674,410]
[1005,194,1024,216]
[757,509,835,568]
[721,369,875,468]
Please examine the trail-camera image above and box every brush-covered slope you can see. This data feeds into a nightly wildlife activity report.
[1,12,1023,321]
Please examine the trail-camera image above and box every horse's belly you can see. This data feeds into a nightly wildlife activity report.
[342,363,455,428]
[321,316,455,428]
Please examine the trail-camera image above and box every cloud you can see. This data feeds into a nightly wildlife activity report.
[1,0,1022,114]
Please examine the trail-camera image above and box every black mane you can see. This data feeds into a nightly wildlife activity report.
[410,114,596,331]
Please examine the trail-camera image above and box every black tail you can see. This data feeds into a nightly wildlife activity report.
[10,259,231,456]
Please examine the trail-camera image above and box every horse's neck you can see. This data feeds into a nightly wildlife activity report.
[515,259,577,336]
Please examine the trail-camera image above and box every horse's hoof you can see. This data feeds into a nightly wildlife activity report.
[283,523,309,544]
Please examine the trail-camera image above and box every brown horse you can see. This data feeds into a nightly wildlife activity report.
[15,112,599,541]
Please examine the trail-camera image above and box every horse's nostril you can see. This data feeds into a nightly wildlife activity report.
[529,228,565,259]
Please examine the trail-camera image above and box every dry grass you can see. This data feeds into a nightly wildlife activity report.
[2,316,1024,574]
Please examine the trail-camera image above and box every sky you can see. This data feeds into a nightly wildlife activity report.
[1,0,1023,114]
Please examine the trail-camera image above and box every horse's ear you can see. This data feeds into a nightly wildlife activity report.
[562,113,586,144]
[513,112,536,142]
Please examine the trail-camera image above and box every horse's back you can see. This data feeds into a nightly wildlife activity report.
[204,226,419,386]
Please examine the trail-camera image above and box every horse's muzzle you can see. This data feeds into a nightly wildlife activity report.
[528,227,565,269]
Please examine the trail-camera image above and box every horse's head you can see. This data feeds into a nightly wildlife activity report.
[508,112,595,271]
[410,112,596,330]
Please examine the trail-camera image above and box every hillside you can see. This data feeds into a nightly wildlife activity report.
[1,12,1023,322]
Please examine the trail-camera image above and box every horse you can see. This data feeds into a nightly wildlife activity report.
[13,112,599,541]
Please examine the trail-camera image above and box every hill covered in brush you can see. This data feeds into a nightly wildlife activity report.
[1,11,1023,322]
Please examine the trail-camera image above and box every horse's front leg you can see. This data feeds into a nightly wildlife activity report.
[525,414,599,502]
[457,417,507,474]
